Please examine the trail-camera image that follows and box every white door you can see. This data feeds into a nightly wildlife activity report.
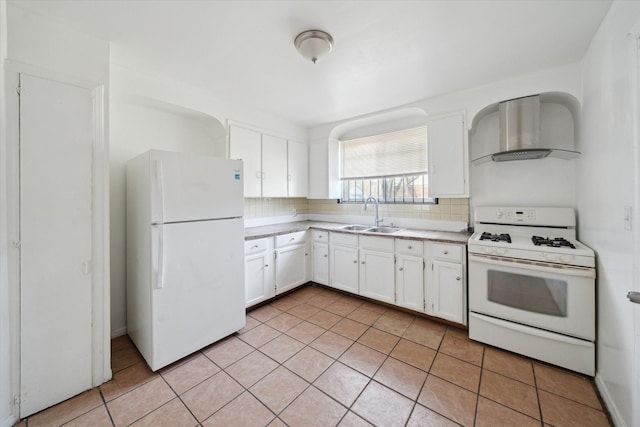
[262,134,288,197]
[19,74,93,416]
[151,152,243,222]
[396,255,424,312]
[330,245,359,293]
[312,242,329,285]
[287,140,308,197]
[245,252,273,307]
[229,125,262,197]
[427,112,468,197]
[275,244,307,294]
[151,218,245,371]
[431,260,464,323]
[359,249,395,304]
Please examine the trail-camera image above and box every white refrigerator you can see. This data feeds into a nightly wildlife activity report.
[126,150,246,371]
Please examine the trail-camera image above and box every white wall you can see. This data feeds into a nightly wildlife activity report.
[309,64,582,213]
[0,2,10,425]
[108,64,307,336]
[577,2,640,426]
[1,4,110,426]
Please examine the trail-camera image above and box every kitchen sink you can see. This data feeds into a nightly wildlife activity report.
[367,226,402,234]
[339,224,373,231]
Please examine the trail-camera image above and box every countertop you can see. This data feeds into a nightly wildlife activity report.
[245,220,471,245]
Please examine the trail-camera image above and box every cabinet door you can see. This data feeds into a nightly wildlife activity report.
[330,244,359,293]
[262,134,288,197]
[308,139,341,199]
[245,252,274,307]
[276,243,307,294]
[288,140,308,197]
[229,125,262,197]
[313,242,329,285]
[428,112,468,197]
[359,249,395,304]
[20,74,93,416]
[431,260,464,323]
[396,255,424,312]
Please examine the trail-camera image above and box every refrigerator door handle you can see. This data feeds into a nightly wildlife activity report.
[154,159,165,289]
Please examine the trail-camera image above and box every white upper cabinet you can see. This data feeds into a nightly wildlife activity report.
[427,112,469,198]
[262,134,288,197]
[308,138,341,199]
[229,125,262,197]
[287,140,308,197]
[229,123,307,198]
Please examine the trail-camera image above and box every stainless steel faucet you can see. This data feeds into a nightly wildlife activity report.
[364,197,383,227]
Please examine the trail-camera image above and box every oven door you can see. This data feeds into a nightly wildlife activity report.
[469,253,595,340]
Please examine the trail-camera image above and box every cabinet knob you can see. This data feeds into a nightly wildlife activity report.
[265,264,269,268]
[399,267,404,271]
[456,276,461,281]
[353,260,357,264]
[252,244,258,249]
[323,254,327,258]
[408,245,412,249]
[444,251,449,255]
[361,261,365,264]
[305,253,308,256]
[290,237,295,242]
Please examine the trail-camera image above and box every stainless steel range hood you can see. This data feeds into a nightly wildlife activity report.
[492,95,548,161]
[472,94,580,164]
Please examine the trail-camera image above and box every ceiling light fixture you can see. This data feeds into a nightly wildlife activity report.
[294,30,334,64]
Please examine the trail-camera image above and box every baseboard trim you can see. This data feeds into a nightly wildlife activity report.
[110,327,127,339]
[2,414,19,427]
[595,373,627,427]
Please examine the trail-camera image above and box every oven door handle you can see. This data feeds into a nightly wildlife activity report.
[468,253,596,278]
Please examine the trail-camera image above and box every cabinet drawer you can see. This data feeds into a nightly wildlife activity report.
[330,232,358,247]
[275,231,307,248]
[359,235,394,252]
[245,238,269,255]
[431,243,463,262]
[312,230,328,242]
[396,239,423,256]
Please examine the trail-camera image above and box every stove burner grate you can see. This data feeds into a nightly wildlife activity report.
[531,236,576,249]
[480,232,511,243]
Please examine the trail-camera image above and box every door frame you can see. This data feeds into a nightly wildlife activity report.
[631,27,640,427]
[3,60,110,418]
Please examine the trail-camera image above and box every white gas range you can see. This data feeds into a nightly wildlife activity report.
[467,206,596,376]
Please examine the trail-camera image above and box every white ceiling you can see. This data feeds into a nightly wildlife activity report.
[10,0,612,128]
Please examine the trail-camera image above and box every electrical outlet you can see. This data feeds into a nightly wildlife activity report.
[624,206,632,231]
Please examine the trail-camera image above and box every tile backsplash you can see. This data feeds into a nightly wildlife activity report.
[245,197,469,223]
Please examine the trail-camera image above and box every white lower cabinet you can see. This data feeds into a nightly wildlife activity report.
[430,260,464,322]
[244,238,275,307]
[329,232,359,293]
[395,240,425,312]
[312,230,329,285]
[275,231,309,295]
[359,236,395,304]
[425,242,467,324]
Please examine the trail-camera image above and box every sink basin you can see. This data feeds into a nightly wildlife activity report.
[367,227,402,234]
[339,224,373,231]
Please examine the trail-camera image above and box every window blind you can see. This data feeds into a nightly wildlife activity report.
[341,126,427,179]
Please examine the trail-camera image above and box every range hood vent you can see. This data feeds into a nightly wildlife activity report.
[472,94,580,164]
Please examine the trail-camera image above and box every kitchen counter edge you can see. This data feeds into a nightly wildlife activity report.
[245,220,470,245]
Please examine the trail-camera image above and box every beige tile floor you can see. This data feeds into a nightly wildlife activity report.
[16,285,611,427]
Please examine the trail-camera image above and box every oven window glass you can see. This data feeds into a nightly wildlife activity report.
[487,271,567,317]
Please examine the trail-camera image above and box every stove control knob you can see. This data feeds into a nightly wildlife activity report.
[496,248,507,256]
[496,210,504,218]
[559,255,571,263]
[542,253,557,262]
